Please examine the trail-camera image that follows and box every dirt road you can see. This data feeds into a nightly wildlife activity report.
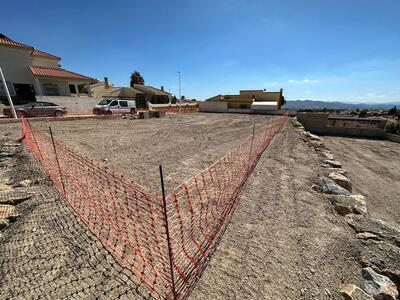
[190,124,363,299]
[322,136,400,229]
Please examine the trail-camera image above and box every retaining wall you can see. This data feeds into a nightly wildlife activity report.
[385,133,400,143]
[36,96,100,115]
[297,112,387,138]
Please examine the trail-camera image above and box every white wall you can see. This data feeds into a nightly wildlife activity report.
[199,101,228,112]
[36,95,100,115]
[32,57,59,68]
[0,46,34,84]
[38,78,90,96]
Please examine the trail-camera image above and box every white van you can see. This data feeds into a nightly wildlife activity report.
[93,99,136,115]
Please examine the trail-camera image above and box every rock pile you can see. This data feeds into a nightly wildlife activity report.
[293,118,400,300]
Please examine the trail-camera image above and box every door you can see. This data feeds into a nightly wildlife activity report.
[109,100,119,114]
[13,83,36,104]
[31,102,46,116]
[118,100,130,114]
[42,102,58,116]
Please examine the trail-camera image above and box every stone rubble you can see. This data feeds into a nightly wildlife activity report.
[294,124,400,299]
[340,284,373,300]
[328,172,352,192]
[362,267,399,300]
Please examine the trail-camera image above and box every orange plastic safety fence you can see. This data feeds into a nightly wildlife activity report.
[166,115,288,298]
[21,114,288,299]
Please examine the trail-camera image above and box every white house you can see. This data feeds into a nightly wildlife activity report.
[0,33,92,103]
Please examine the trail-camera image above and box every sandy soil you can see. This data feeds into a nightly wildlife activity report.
[0,114,376,299]
[322,136,400,229]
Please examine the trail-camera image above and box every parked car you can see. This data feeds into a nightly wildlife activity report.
[93,99,136,115]
[3,102,67,118]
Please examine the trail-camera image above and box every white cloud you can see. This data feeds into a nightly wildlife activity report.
[288,78,319,84]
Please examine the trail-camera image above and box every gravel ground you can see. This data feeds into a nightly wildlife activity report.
[322,136,400,229]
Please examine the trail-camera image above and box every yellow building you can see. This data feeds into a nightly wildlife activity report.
[206,89,284,110]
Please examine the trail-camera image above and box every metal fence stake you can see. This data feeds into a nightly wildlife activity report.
[49,126,66,194]
[247,124,256,175]
[159,165,177,300]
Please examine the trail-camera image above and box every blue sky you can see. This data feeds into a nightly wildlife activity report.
[1,0,399,102]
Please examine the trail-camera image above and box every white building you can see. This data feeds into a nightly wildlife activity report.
[0,33,92,103]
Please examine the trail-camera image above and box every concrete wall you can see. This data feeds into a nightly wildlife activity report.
[297,113,329,134]
[0,47,34,85]
[385,133,400,143]
[36,95,100,115]
[297,112,387,138]
[199,101,228,113]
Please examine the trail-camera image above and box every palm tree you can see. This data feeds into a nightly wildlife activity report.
[130,71,145,87]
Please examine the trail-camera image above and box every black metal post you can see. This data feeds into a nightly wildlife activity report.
[49,126,66,194]
[159,165,177,300]
[247,124,256,175]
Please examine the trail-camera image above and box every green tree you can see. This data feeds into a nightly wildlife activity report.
[359,109,368,118]
[388,106,397,115]
[386,122,397,134]
[130,71,144,87]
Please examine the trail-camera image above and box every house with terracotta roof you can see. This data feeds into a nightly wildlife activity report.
[90,78,172,109]
[0,33,92,103]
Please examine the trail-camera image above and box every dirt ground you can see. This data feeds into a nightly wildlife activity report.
[0,113,270,192]
[322,136,400,229]
[189,123,363,300]
[0,114,385,299]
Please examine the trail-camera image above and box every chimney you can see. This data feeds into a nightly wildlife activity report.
[104,77,109,89]
[160,85,164,91]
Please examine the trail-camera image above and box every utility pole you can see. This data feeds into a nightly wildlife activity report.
[177,71,181,100]
[0,67,17,119]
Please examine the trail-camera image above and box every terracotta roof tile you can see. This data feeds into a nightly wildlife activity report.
[0,33,32,49]
[29,66,91,80]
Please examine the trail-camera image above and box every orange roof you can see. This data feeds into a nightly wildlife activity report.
[31,49,61,60]
[29,66,91,80]
[0,33,61,60]
[0,33,32,49]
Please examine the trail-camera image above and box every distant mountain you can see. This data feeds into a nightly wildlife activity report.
[283,100,400,110]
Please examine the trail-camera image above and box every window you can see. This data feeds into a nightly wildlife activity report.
[0,81,16,96]
[119,101,128,107]
[110,100,118,106]
[98,99,113,106]
[43,102,57,106]
[43,83,60,96]
[69,84,76,94]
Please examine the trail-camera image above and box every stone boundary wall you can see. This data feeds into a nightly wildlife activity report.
[297,112,387,138]
[385,133,400,143]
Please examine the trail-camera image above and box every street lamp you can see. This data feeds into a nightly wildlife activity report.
[177,71,181,100]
